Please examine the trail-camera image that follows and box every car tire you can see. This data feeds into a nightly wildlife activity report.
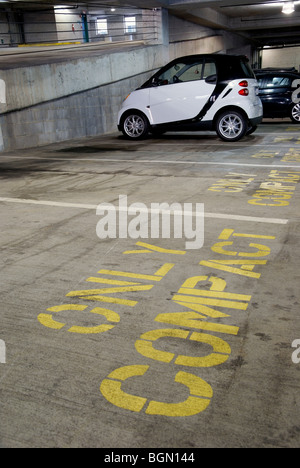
[216,110,247,142]
[246,125,257,136]
[290,103,300,123]
[151,128,166,137]
[121,111,149,139]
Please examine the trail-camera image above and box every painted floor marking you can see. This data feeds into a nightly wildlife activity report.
[0,197,289,225]
[1,156,300,169]
[75,159,300,169]
[203,212,288,225]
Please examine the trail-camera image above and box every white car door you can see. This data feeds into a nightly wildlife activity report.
[148,60,217,125]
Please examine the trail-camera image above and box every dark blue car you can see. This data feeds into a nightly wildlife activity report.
[255,69,300,123]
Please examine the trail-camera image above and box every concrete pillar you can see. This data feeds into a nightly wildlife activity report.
[0,78,5,151]
[161,8,169,47]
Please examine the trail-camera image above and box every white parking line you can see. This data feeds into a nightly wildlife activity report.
[0,197,289,225]
[204,212,288,224]
[82,158,300,169]
[0,197,97,210]
[1,155,300,169]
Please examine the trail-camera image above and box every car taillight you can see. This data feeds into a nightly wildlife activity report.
[238,80,249,96]
[238,89,249,96]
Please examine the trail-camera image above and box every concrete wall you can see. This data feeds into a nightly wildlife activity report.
[0,11,23,46]
[55,8,83,43]
[262,46,300,71]
[0,45,168,114]
[0,69,154,151]
[168,14,224,57]
[0,12,14,46]
[0,46,167,151]
[24,11,58,44]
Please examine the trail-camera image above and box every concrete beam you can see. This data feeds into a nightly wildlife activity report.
[231,14,300,31]
[168,6,230,29]
[168,0,272,7]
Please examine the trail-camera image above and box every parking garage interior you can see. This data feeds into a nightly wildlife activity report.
[1,0,300,450]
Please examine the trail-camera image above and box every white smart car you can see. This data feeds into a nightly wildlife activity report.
[118,54,263,142]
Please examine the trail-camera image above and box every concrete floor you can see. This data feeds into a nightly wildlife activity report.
[0,120,300,448]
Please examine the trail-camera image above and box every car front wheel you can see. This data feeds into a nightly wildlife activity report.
[121,112,149,139]
[216,111,247,142]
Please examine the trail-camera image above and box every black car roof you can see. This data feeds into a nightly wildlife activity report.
[139,53,253,89]
[255,69,300,77]
[255,67,297,72]
[172,54,248,62]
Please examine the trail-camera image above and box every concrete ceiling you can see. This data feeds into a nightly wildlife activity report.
[3,0,300,47]
[163,0,300,47]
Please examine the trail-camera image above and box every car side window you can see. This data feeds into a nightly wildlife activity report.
[156,60,205,85]
[178,62,203,82]
[157,62,186,85]
[203,60,217,80]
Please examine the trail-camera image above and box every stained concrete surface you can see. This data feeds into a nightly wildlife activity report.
[0,41,147,70]
[0,121,300,448]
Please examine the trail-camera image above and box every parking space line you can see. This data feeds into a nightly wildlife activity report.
[0,197,97,210]
[1,156,300,169]
[78,159,300,169]
[0,196,289,225]
[204,212,288,224]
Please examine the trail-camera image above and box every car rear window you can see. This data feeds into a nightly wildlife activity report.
[218,57,256,81]
[264,76,291,88]
[240,59,255,79]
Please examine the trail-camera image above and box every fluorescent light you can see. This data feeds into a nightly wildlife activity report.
[282,1,295,14]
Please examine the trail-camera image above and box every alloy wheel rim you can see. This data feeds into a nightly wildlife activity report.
[292,104,300,122]
[124,115,145,137]
[219,114,243,139]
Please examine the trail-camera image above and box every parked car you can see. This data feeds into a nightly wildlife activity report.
[255,69,300,122]
[118,54,263,142]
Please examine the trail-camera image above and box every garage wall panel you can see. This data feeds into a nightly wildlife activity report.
[0,69,154,151]
[262,47,300,71]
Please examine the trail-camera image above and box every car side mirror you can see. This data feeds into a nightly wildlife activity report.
[205,74,217,84]
[152,77,169,87]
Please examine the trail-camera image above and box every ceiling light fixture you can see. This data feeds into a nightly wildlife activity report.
[282,1,295,14]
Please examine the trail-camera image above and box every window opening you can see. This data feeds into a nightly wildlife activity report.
[96,18,108,35]
[124,16,136,34]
